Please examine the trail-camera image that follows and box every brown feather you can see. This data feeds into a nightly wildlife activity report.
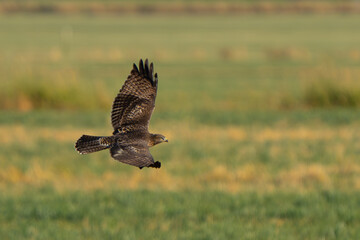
[75,59,164,169]
[111,59,157,131]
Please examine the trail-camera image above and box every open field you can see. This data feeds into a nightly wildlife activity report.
[1,110,360,193]
[1,14,360,111]
[1,110,360,239]
[2,189,360,240]
[1,14,360,239]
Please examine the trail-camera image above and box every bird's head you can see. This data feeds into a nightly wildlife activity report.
[150,133,168,146]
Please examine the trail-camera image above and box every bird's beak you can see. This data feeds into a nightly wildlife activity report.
[164,138,168,143]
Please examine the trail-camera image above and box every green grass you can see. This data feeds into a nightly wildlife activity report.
[303,79,360,108]
[2,109,360,128]
[1,13,360,239]
[1,189,360,240]
[1,15,360,111]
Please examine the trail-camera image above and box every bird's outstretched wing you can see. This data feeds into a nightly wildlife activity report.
[110,142,160,169]
[111,59,158,133]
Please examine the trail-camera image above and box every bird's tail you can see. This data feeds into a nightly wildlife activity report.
[75,135,114,154]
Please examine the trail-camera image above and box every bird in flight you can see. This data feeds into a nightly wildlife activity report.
[75,59,168,169]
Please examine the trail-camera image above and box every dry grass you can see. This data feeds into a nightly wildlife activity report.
[1,123,359,193]
[265,47,311,61]
[2,161,360,193]
[0,124,268,144]
[0,122,356,146]
[1,1,360,15]
[278,164,332,190]
[155,122,357,143]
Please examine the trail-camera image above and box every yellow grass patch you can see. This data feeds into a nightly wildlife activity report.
[278,164,332,190]
[200,164,271,192]
[253,127,354,142]
[0,123,357,145]
[157,123,357,143]
[1,123,359,193]
[265,47,311,61]
[1,161,360,193]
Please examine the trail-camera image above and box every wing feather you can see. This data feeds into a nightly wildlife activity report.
[110,142,155,168]
[111,59,158,131]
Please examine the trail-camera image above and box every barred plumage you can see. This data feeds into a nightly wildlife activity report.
[75,135,113,154]
[75,59,168,169]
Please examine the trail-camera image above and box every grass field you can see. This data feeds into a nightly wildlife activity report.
[1,13,360,239]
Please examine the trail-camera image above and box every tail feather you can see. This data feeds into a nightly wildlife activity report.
[75,135,113,154]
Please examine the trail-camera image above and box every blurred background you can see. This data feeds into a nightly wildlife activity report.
[1,0,360,239]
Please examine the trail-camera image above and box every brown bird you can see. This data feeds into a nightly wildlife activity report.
[75,59,168,169]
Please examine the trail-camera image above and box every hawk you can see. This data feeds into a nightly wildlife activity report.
[75,59,168,169]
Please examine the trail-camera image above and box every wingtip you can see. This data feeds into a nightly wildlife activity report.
[144,59,150,78]
[139,59,144,74]
[132,63,139,73]
[150,62,153,75]
[131,59,157,87]
[154,73,158,87]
